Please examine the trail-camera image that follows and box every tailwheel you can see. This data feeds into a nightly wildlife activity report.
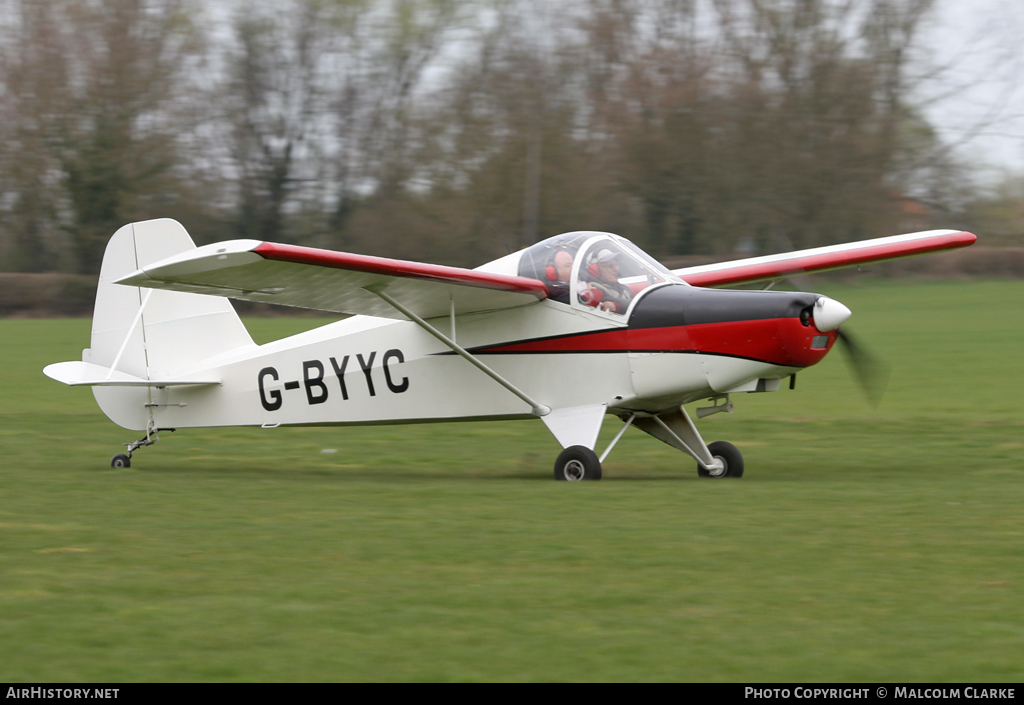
[111,427,173,469]
[554,446,602,481]
[698,441,743,478]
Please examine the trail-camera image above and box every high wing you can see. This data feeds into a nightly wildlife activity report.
[673,230,977,288]
[116,240,549,320]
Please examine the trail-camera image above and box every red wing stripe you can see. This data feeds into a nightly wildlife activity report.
[680,231,976,287]
[254,242,549,299]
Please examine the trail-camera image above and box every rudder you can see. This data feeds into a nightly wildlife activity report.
[86,219,255,429]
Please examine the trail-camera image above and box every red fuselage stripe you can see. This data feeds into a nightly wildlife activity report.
[475,318,837,368]
[254,242,550,299]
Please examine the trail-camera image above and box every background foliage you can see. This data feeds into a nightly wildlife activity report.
[2,0,1017,275]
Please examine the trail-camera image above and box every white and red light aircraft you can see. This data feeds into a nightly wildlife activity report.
[44,220,975,479]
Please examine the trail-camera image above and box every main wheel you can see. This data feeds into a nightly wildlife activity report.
[111,453,131,469]
[554,446,602,481]
[697,441,743,478]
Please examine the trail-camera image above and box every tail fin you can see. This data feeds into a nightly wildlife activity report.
[83,219,254,429]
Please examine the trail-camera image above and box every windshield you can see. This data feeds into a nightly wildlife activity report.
[618,239,681,282]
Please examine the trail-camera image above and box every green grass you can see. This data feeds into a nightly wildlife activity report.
[1,280,1023,681]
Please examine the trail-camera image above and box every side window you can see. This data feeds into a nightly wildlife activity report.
[518,233,591,306]
[544,249,575,305]
[575,243,634,315]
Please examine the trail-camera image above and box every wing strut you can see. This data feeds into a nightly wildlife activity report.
[366,287,551,417]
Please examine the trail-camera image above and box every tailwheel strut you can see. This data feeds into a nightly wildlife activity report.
[111,425,175,468]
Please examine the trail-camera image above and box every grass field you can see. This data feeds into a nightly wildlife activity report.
[1,279,1023,681]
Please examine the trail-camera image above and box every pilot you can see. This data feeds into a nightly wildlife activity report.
[586,249,633,314]
[546,249,574,304]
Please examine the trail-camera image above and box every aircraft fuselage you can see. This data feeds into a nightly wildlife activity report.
[99,283,837,431]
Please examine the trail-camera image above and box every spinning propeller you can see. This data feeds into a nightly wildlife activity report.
[806,295,889,407]
[834,326,890,407]
[786,268,890,407]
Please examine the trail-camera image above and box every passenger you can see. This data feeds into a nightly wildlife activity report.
[546,250,574,304]
[586,249,633,314]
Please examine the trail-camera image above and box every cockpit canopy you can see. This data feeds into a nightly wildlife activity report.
[518,232,684,314]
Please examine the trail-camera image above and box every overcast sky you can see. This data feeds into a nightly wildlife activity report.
[924,0,1024,179]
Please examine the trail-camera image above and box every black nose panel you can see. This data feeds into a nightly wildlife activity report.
[630,285,819,328]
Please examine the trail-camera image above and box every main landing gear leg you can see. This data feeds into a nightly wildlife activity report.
[549,413,637,482]
[542,404,613,481]
[111,424,174,468]
[633,406,743,478]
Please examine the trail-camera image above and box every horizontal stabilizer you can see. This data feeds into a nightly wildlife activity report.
[43,361,221,387]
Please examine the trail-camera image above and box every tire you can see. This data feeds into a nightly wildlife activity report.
[554,446,602,481]
[697,441,743,478]
[111,453,131,469]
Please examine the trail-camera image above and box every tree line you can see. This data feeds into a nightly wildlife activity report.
[0,0,1001,275]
